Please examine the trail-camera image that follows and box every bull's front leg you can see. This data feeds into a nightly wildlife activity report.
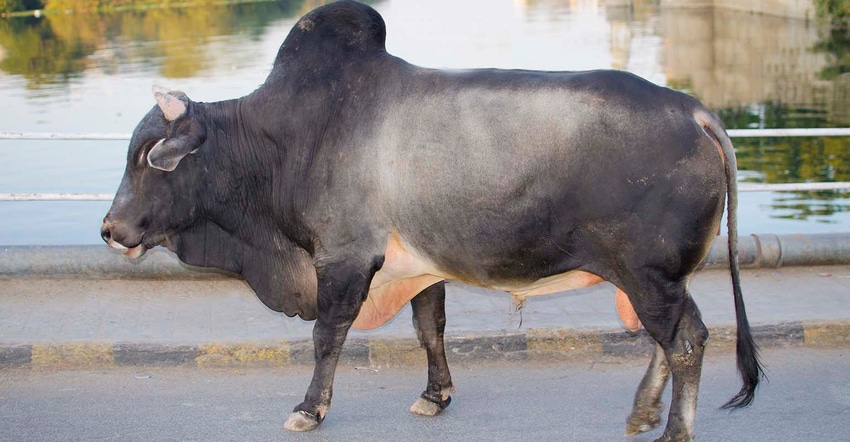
[409,281,454,416]
[284,256,382,432]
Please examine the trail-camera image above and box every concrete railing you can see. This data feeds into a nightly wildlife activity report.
[0,246,233,279]
[1,233,849,279]
[701,233,850,269]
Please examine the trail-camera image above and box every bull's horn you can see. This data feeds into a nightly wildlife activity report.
[152,85,187,121]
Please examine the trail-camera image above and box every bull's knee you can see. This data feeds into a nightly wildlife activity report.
[656,307,708,442]
[673,310,708,364]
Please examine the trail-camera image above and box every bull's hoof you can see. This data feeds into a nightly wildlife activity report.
[624,402,665,437]
[625,415,662,437]
[410,392,452,416]
[409,393,452,416]
[284,411,320,432]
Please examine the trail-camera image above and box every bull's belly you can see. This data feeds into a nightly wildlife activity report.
[352,269,605,330]
[352,232,641,331]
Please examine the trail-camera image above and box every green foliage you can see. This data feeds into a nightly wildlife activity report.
[1,0,282,13]
[0,1,305,85]
[815,0,850,27]
[1,0,43,13]
[45,0,216,12]
[812,1,850,117]
[0,15,95,82]
[733,135,850,221]
[813,25,850,80]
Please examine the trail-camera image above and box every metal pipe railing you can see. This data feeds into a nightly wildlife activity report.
[726,128,850,137]
[0,133,132,140]
[0,193,116,201]
[738,182,850,192]
[2,183,850,202]
[2,128,850,141]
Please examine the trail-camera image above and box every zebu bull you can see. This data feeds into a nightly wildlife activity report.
[101,2,763,440]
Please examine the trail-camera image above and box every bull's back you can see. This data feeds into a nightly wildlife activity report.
[372,67,726,286]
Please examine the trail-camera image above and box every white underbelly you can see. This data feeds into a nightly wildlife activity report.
[497,270,605,300]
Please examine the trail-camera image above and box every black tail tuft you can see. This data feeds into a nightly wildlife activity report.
[719,295,764,410]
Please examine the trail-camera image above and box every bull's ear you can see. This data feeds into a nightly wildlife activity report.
[147,137,199,172]
[152,86,187,121]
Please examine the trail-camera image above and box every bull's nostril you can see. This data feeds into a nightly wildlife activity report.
[101,225,112,243]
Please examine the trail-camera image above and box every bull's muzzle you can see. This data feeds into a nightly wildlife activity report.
[101,218,148,259]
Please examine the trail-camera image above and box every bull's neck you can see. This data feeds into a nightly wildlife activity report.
[200,97,275,164]
[194,94,318,251]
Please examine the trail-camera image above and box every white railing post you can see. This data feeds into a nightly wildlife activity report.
[727,128,850,138]
[0,193,116,201]
[0,133,132,140]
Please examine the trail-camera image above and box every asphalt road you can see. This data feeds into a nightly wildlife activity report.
[1,347,848,441]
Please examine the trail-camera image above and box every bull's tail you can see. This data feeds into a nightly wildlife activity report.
[696,110,765,409]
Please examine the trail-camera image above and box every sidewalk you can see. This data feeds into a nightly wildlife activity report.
[2,265,850,368]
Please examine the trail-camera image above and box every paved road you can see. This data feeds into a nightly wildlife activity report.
[1,347,848,441]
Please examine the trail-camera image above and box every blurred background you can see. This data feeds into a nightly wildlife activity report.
[0,0,849,245]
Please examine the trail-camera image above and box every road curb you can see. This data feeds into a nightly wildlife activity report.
[2,321,846,370]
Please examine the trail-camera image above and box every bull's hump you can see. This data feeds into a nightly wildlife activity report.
[281,1,386,58]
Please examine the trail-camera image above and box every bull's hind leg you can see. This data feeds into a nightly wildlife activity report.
[616,273,708,442]
[409,281,455,416]
[625,343,671,436]
[654,296,708,442]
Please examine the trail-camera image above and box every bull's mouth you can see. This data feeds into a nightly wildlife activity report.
[123,243,148,259]
[107,239,149,259]
[101,220,162,260]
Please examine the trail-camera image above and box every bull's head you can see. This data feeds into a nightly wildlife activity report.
[101,88,319,319]
[101,87,206,259]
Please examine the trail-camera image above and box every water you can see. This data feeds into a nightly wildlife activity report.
[0,0,849,245]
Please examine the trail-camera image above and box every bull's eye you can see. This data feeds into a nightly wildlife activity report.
[136,139,163,167]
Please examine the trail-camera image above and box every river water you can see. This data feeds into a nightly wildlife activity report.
[1,0,849,245]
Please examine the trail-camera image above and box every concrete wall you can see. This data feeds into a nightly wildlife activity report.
[662,0,815,19]
[660,3,838,115]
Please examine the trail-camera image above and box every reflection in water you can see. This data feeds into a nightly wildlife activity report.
[732,133,850,221]
[813,23,850,124]
[660,5,849,128]
[0,0,328,87]
[0,15,96,85]
[502,0,843,226]
[607,2,850,222]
